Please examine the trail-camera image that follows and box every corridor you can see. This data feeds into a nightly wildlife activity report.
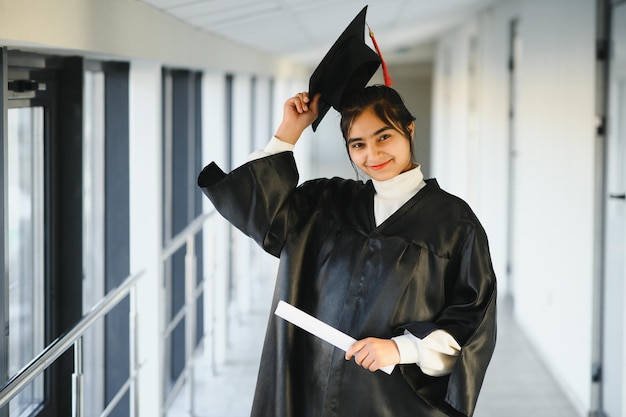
[168,286,581,417]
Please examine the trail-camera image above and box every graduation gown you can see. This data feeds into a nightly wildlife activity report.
[198,152,497,417]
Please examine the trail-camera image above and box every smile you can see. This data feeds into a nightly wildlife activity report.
[369,160,391,170]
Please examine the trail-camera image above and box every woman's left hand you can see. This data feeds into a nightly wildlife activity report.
[345,338,400,372]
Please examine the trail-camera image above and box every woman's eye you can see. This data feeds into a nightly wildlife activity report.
[379,134,391,142]
[351,142,364,149]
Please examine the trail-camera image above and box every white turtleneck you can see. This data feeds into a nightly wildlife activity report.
[371,165,426,227]
[248,136,461,376]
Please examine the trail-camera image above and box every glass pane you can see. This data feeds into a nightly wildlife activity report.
[82,70,106,416]
[7,106,45,416]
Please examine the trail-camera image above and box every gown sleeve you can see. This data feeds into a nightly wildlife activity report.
[197,152,308,257]
[397,216,497,417]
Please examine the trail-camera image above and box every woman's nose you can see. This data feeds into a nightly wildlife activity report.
[367,143,381,158]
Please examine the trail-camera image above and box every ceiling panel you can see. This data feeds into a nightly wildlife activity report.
[171,1,280,24]
[139,0,495,64]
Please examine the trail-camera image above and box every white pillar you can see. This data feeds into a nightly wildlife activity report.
[201,71,230,367]
[231,74,254,318]
[128,60,164,417]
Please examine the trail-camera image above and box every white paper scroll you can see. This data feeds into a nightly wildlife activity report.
[274,300,394,375]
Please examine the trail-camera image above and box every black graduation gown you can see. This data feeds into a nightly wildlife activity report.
[197,152,497,417]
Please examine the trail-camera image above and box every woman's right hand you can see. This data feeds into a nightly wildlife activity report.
[274,92,320,145]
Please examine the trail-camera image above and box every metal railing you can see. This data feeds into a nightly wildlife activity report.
[0,208,216,417]
[160,209,215,417]
[0,269,145,416]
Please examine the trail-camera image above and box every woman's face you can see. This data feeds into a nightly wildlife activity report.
[346,107,414,181]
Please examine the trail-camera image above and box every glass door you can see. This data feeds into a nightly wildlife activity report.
[7,106,45,416]
[602,1,626,415]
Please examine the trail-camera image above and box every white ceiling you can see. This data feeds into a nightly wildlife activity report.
[139,0,494,66]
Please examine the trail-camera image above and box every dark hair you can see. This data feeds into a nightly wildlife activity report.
[339,85,417,160]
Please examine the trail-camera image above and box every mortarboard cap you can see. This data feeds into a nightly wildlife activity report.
[308,6,382,131]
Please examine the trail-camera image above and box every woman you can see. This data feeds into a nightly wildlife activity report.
[198,86,497,417]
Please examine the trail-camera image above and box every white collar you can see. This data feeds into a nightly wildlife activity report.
[371,164,425,200]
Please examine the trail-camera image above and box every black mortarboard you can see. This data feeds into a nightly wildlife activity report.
[308,6,382,131]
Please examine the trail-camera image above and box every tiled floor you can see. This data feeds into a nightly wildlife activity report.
[474,300,581,417]
[168,290,581,417]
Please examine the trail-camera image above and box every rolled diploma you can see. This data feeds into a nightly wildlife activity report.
[274,300,394,375]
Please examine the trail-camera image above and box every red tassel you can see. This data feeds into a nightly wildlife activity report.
[367,23,392,86]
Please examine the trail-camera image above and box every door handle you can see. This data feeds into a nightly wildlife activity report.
[609,193,626,200]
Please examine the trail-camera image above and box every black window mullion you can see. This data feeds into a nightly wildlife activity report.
[0,47,8,417]
[170,69,190,385]
[53,56,84,337]
[50,56,85,417]
[103,62,131,417]
[224,74,234,303]
[193,72,204,346]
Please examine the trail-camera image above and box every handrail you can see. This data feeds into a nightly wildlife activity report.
[0,269,145,410]
[0,210,214,415]
[161,210,215,261]
[160,208,217,416]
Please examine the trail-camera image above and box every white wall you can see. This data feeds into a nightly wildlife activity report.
[513,2,596,413]
[473,2,518,299]
[392,63,434,177]
[431,4,512,296]
[431,0,597,414]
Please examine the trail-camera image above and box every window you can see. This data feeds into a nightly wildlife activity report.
[82,69,106,417]
[161,68,204,400]
[7,106,45,417]
[1,51,131,417]
[1,49,86,417]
